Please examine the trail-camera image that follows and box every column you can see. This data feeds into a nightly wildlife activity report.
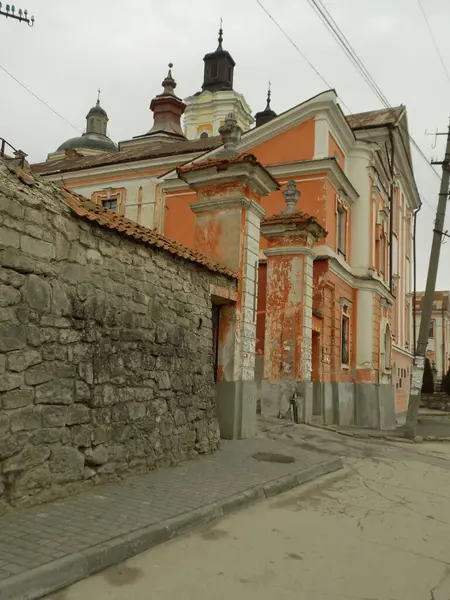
[177,119,278,438]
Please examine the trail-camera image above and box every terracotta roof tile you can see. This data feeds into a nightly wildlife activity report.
[61,189,237,278]
[177,152,279,187]
[31,137,222,176]
[346,106,404,129]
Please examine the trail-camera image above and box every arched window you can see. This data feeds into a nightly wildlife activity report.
[384,323,392,371]
[200,131,209,139]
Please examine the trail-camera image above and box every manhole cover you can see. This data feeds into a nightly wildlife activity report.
[252,452,295,464]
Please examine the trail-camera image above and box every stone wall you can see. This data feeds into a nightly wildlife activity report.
[0,162,236,512]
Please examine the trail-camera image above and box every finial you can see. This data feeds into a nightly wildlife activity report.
[97,88,101,105]
[218,112,242,157]
[282,180,301,214]
[217,18,223,50]
[266,81,272,110]
[161,62,176,95]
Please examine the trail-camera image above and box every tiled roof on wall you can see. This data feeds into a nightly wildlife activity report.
[62,189,237,278]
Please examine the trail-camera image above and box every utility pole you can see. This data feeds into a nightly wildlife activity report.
[404,123,450,437]
[0,3,35,26]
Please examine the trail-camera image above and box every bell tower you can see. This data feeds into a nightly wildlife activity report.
[183,24,253,140]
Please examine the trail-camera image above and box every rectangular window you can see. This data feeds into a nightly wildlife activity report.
[337,206,346,255]
[211,63,218,79]
[341,314,349,365]
[429,320,435,338]
[102,198,117,211]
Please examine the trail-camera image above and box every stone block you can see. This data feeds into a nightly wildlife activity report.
[0,432,29,460]
[1,195,24,219]
[0,225,20,249]
[22,274,51,312]
[7,349,41,372]
[1,388,34,409]
[51,280,72,316]
[49,446,85,482]
[42,405,67,427]
[32,427,68,445]
[0,372,23,392]
[3,445,50,473]
[67,404,90,425]
[70,425,92,447]
[35,380,74,404]
[0,353,4,374]
[0,323,26,352]
[10,406,42,432]
[20,235,52,259]
[25,363,55,386]
[127,402,146,420]
[0,284,21,307]
[84,444,108,466]
[0,413,10,436]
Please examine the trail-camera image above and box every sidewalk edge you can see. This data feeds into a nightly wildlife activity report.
[0,457,343,600]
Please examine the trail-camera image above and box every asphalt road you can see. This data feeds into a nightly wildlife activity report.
[45,424,450,600]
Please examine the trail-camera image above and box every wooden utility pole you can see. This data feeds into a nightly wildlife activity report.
[405,123,450,437]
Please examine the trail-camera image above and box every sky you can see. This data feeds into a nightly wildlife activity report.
[1,0,450,289]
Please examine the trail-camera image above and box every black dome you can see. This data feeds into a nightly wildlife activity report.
[57,133,117,152]
[86,103,108,119]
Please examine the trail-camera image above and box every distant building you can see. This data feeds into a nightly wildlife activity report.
[415,291,450,388]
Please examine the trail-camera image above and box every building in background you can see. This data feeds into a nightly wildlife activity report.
[415,291,450,389]
[31,28,420,430]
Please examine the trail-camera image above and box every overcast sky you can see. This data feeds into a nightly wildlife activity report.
[1,0,450,289]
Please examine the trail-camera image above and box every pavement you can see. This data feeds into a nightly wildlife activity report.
[0,436,342,600]
[306,410,450,441]
[43,421,450,600]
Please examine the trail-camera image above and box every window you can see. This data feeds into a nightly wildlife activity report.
[200,131,209,139]
[102,198,117,211]
[210,63,218,79]
[227,66,232,82]
[341,313,349,365]
[337,205,346,255]
[429,320,435,338]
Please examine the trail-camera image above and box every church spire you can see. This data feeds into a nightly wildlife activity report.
[217,18,223,50]
[147,63,186,140]
[202,23,235,93]
[255,83,277,128]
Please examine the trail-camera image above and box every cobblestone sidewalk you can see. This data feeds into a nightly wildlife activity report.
[0,437,342,600]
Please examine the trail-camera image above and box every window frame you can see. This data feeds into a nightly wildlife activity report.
[102,198,118,211]
[429,320,435,339]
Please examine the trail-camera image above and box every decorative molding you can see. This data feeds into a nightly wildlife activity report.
[268,157,359,204]
[264,246,316,259]
[191,196,266,219]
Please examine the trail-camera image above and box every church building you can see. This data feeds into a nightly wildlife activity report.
[31,27,419,436]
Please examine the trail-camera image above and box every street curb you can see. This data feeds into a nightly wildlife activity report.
[0,457,343,600]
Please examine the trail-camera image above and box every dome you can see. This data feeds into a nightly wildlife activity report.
[57,133,117,153]
[86,103,108,119]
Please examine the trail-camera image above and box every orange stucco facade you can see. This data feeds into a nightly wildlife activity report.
[34,86,418,429]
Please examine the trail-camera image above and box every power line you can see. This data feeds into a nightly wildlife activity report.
[0,62,162,188]
[254,0,334,97]
[0,63,81,133]
[416,0,450,89]
[305,0,441,182]
[255,0,439,213]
